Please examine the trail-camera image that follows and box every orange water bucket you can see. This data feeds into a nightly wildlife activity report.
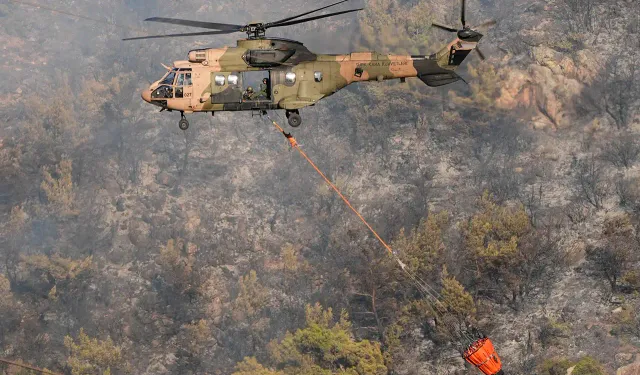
[463,337,504,375]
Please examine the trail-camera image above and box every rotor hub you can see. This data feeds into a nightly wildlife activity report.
[124,1,363,42]
[457,29,482,40]
[243,23,267,39]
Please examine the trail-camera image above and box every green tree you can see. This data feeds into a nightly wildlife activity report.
[538,357,572,375]
[439,267,475,321]
[232,270,269,323]
[587,214,637,291]
[233,357,284,375]
[393,211,448,276]
[19,254,94,303]
[41,158,76,214]
[572,356,605,375]
[233,303,387,375]
[64,328,128,375]
[465,192,530,258]
[158,239,194,287]
[464,192,560,305]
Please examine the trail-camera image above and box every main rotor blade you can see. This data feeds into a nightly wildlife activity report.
[268,0,350,26]
[476,47,486,60]
[7,0,146,32]
[145,17,243,31]
[461,0,466,28]
[432,22,458,32]
[266,8,362,29]
[123,29,238,41]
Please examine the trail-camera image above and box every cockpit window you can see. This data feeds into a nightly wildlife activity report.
[151,85,173,99]
[160,70,177,85]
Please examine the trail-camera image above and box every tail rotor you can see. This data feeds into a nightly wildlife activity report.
[432,0,495,60]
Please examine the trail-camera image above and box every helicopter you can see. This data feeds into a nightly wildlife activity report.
[125,0,490,130]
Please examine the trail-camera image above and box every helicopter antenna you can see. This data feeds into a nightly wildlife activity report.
[123,1,362,41]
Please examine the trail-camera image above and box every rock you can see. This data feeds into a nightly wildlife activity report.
[531,46,563,73]
[574,49,601,84]
[128,220,150,248]
[104,177,122,195]
[156,171,176,187]
[145,360,169,375]
[610,296,624,304]
[495,69,531,109]
[567,365,575,375]
[175,209,187,219]
[615,353,634,364]
[221,265,239,279]
[617,361,640,375]
[528,64,584,129]
[141,213,152,224]
[612,307,623,314]
[116,197,126,212]
[151,215,169,227]
[150,193,167,211]
[148,182,159,193]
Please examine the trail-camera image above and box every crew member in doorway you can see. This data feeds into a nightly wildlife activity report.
[259,78,270,99]
[243,86,255,101]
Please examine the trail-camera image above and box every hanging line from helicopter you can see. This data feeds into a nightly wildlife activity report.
[265,112,471,331]
[266,114,455,331]
[263,113,504,375]
[0,357,63,375]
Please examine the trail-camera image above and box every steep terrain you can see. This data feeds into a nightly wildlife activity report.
[0,0,639,374]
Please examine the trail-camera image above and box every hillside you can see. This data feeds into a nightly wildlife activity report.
[0,0,639,374]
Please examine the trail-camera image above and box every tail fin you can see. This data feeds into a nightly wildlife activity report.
[413,34,481,87]
[434,36,481,69]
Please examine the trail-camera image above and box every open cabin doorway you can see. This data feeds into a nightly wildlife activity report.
[242,70,271,102]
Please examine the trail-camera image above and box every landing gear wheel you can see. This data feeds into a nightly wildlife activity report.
[288,113,302,127]
[178,118,189,131]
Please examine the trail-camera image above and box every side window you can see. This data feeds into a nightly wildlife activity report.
[285,72,296,86]
[314,71,323,82]
[215,75,226,86]
[176,74,184,98]
[354,67,363,78]
[184,73,192,86]
[228,74,239,86]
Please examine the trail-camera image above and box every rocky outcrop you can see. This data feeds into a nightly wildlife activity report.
[617,359,640,375]
[491,46,602,130]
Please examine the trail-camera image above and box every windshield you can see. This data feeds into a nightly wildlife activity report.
[160,69,177,85]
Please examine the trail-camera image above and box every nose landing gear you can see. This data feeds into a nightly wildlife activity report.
[286,110,302,128]
[178,112,189,131]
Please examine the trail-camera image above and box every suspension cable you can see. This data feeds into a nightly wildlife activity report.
[264,114,475,342]
[0,358,63,375]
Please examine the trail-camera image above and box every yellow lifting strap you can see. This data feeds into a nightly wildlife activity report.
[267,117,406,270]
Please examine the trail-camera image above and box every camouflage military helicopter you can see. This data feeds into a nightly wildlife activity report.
[125,0,488,130]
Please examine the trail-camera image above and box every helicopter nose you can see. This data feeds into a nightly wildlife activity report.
[141,89,151,103]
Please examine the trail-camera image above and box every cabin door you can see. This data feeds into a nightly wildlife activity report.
[210,72,243,105]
